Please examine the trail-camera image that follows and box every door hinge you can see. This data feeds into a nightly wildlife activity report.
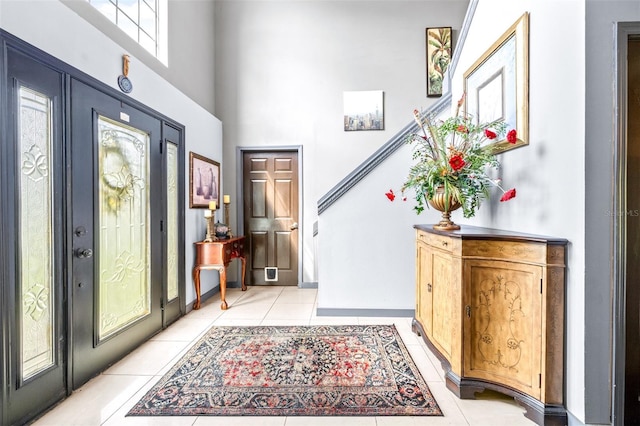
[465,305,471,318]
[539,373,542,388]
[159,140,163,153]
[160,220,164,232]
[540,278,543,294]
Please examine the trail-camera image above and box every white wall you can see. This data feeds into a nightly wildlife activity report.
[319,0,590,422]
[450,0,586,420]
[0,0,223,308]
[214,0,470,284]
[318,142,443,312]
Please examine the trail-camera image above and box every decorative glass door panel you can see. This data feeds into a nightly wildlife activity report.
[97,116,151,340]
[71,78,164,389]
[166,142,179,301]
[18,86,55,380]
[4,45,67,426]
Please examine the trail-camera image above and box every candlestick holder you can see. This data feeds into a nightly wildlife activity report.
[224,202,233,238]
[204,209,218,242]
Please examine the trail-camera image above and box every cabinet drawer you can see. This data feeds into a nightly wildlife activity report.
[417,230,458,253]
[462,240,546,263]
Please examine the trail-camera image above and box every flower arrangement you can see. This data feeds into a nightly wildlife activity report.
[387,94,517,219]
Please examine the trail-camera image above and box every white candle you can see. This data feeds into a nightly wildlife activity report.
[223,194,230,204]
[204,209,212,218]
[209,201,216,210]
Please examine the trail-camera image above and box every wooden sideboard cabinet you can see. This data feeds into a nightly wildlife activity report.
[412,225,568,426]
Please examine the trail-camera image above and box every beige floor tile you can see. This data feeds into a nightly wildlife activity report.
[216,302,274,320]
[453,390,534,426]
[263,302,315,320]
[283,417,377,426]
[357,316,410,325]
[405,344,444,384]
[275,287,318,304]
[212,318,264,326]
[260,319,311,326]
[104,340,191,376]
[184,301,226,321]
[375,416,467,425]
[33,375,154,426]
[150,317,215,342]
[309,317,359,325]
[421,345,447,382]
[421,381,469,425]
[194,416,286,425]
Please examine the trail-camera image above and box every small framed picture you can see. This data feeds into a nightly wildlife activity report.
[426,27,452,97]
[343,90,384,131]
[189,152,220,208]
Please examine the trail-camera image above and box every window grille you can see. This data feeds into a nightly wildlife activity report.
[88,0,167,65]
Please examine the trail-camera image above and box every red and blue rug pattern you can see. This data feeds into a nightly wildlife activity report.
[127,324,442,417]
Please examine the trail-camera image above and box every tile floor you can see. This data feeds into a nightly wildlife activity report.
[33,286,535,426]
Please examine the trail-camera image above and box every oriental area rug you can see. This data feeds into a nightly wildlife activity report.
[127,324,442,417]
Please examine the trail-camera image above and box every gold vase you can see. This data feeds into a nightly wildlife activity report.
[428,187,461,231]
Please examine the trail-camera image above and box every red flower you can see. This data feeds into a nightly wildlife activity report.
[484,129,497,139]
[500,188,516,202]
[385,189,395,201]
[456,124,468,133]
[449,154,466,171]
[507,129,518,144]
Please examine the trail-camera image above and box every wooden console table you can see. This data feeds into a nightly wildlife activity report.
[193,236,247,310]
[413,225,568,426]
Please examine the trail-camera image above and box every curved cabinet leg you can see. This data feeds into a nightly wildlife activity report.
[219,266,228,310]
[192,267,202,310]
[240,256,247,291]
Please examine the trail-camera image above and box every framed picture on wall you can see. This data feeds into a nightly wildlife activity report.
[343,90,384,131]
[426,27,452,97]
[463,12,529,153]
[189,152,220,208]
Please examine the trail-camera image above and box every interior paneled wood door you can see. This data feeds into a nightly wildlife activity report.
[243,151,299,286]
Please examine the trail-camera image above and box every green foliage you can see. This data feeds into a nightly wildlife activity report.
[402,106,509,218]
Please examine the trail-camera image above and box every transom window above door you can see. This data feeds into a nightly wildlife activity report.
[87,0,168,65]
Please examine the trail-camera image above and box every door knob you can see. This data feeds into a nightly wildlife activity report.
[290,222,299,230]
[75,248,93,258]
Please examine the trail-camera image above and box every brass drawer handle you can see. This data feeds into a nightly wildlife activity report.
[427,283,432,292]
[441,241,448,246]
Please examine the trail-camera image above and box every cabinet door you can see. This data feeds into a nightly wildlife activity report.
[463,259,542,399]
[416,240,433,336]
[431,248,455,359]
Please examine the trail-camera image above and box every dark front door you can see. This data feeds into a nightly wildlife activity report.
[1,34,184,425]
[1,47,67,426]
[243,151,299,286]
[70,78,164,388]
